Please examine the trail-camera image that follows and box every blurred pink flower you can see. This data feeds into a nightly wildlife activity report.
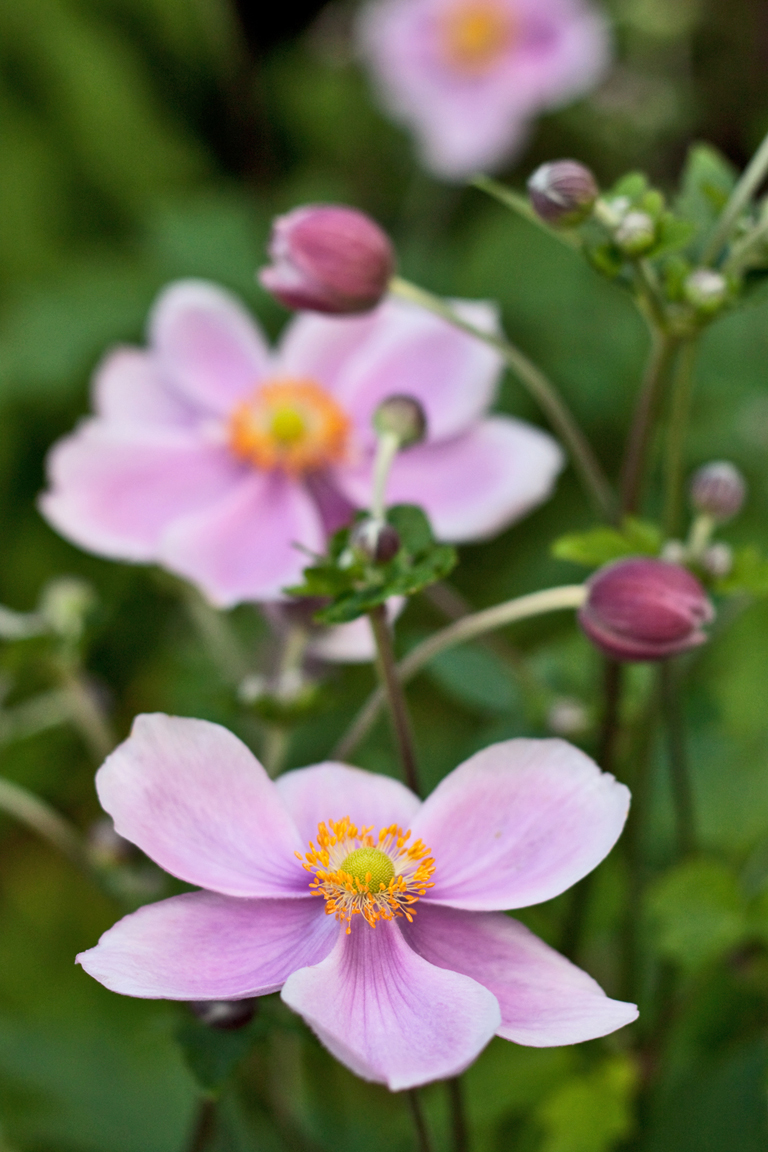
[357,0,610,180]
[79,714,637,1089]
[40,280,563,606]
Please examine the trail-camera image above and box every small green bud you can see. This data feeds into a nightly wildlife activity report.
[684,268,728,314]
[373,395,427,447]
[615,211,656,255]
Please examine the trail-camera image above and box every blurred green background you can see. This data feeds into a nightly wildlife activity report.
[2,0,768,1148]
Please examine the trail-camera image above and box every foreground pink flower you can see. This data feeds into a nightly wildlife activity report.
[40,281,563,606]
[78,715,637,1089]
[357,0,610,180]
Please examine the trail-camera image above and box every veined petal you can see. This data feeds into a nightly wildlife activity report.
[281,918,500,1090]
[78,891,338,999]
[334,417,564,543]
[275,761,421,846]
[403,904,637,1046]
[96,715,308,898]
[150,280,271,415]
[412,739,629,910]
[158,471,324,607]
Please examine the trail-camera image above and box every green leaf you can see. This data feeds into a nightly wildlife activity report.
[650,214,697,259]
[386,504,434,553]
[715,546,768,596]
[676,143,738,256]
[551,517,662,568]
[426,645,520,714]
[646,858,747,971]
[175,1012,265,1094]
[536,1055,638,1152]
[609,172,649,201]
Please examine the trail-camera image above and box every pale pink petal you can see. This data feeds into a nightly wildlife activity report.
[40,423,243,562]
[150,280,271,415]
[78,891,338,999]
[96,715,309,898]
[281,918,500,1089]
[274,309,384,389]
[93,347,200,428]
[307,597,405,663]
[333,298,502,445]
[403,905,637,1046]
[335,417,564,543]
[275,761,421,846]
[158,471,324,607]
[412,739,629,910]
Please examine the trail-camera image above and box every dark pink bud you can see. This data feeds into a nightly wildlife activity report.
[690,461,746,522]
[578,557,714,662]
[527,160,598,227]
[258,205,395,314]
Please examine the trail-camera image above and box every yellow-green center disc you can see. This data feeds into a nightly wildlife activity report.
[340,847,395,890]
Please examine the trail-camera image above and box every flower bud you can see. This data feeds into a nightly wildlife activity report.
[701,542,733,579]
[350,518,401,564]
[614,211,656,256]
[684,268,728,314]
[547,697,590,737]
[527,160,599,227]
[578,557,714,662]
[690,461,746,522]
[258,205,394,314]
[373,395,427,447]
[189,999,257,1030]
[39,576,95,642]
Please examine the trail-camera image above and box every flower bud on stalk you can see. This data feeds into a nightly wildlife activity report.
[189,999,257,1030]
[578,557,714,662]
[373,394,427,447]
[701,542,733,579]
[351,518,401,564]
[258,205,395,314]
[527,160,599,227]
[684,269,728,315]
[614,211,656,256]
[690,461,746,522]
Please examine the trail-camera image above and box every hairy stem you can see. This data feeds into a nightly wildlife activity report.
[389,277,615,521]
[368,604,422,796]
[335,585,586,761]
[660,660,696,858]
[663,340,700,537]
[407,1089,434,1152]
[620,332,679,515]
[703,124,768,264]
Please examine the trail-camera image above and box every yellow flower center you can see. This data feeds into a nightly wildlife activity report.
[228,378,350,475]
[297,817,436,932]
[440,0,515,74]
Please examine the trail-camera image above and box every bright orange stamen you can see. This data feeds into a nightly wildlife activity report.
[440,1,515,74]
[229,377,350,475]
[297,817,436,933]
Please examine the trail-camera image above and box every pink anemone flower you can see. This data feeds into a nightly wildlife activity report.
[78,714,637,1089]
[357,0,610,180]
[40,280,563,607]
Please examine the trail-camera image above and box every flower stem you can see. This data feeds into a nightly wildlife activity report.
[703,124,768,265]
[660,660,696,858]
[335,585,586,761]
[0,775,89,870]
[187,1098,216,1152]
[389,276,615,521]
[470,174,581,250]
[620,331,679,515]
[407,1089,434,1152]
[446,1075,469,1152]
[663,339,700,537]
[56,662,117,762]
[368,603,422,797]
[371,430,401,521]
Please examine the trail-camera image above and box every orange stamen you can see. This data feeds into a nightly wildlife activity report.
[229,377,350,475]
[440,1,515,74]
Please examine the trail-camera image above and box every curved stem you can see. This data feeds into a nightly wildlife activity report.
[389,277,615,521]
[471,174,581,250]
[620,332,679,515]
[335,585,586,761]
[407,1089,434,1152]
[0,776,90,872]
[368,604,422,796]
[703,125,768,264]
[663,340,700,537]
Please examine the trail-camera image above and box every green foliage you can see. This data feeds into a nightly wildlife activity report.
[425,644,521,715]
[715,545,768,596]
[535,1055,638,1152]
[675,143,739,250]
[551,517,662,567]
[646,858,748,971]
[176,1012,266,1094]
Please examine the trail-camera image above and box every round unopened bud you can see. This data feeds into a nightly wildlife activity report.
[39,577,95,642]
[579,557,714,662]
[373,395,427,447]
[684,268,728,314]
[258,205,394,314]
[547,697,590,737]
[614,211,656,256]
[189,999,257,1030]
[527,160,599,227]
[701,542,733,579]
[661,539,687,564]
[690,461,746,521]
[350,518,401,564]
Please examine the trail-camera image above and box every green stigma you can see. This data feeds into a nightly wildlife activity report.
[340,847,395,890]
[270,407,306,445]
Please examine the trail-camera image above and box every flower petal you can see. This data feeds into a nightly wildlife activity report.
[150,280,271,414]
[412,739,629,910]
[333,298,503,444]
[275,761,421,846]
[93,347,200,428]
[275,308,384,388]
[403,904,637,1046]
[40,423,243,562]
[96,714,308,898]
[335,417,563,542]
[158,471,324,606]
[78,891,338,999]
[281,918,500,1089]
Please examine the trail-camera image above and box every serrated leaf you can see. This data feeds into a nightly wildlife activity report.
[551,517,661,568]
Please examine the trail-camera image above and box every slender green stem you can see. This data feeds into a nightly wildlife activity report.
[471,174,581,249]
[722,213,768,276]
[703,125,768,264]
[335,585,586,761]
[54,661,117,762]
[368,603,422,796]
[620,332,679,515]
[663,339,699,536]
[407,1089,434,1152]
[634,260,669,332]
[446,1076,469,1152]
[686,513,715,561]
[0,776,90,872]
[187,1098,217,1152]
[389,277,615,521]
[660,660,695,858]
[371,430,400,521]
